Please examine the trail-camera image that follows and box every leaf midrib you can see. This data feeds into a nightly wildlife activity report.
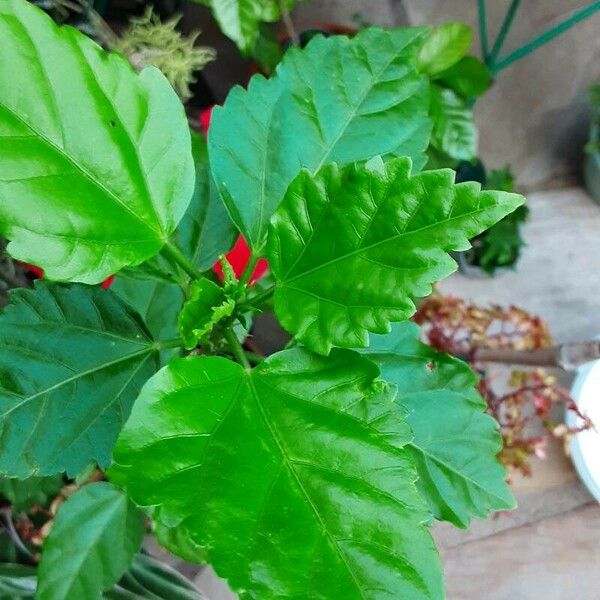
[0,346,155,420]
[281,200,507,284]
[246,373,369,600]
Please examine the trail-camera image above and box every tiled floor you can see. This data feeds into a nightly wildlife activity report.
[186,187,600,599]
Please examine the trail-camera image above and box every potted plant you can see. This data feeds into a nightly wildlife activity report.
[0,0,526,596]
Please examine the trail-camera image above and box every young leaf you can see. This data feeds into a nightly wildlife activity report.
[191,0,296,54]
[0,475,64,512]
[109,553,203,600]
[429,85,477,162]
[267,157,524,355]
[417,22,472,76]
[361,322,516,528]
[435,56,492,99]
[111,350,444,600]
[0,282,159,478]
[0,0,194,284]
[177,278,234,350]
[37,482,144,600]
[209,27,431,250]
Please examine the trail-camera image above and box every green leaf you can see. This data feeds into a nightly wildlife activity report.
[429,85,477,162]
[177,278,234,350]
[131,131,237,286]
[0,0,194,284]
[0,282,159,478]
[361,322,515,528]
[0,563,36,598]
[192,0,294,53]
[37,482,144,600]
[267,157,524,355]
[0,475,63,511]
[112,277,184,343]
[209,27,431,250]
[435,56,492,99]
[417,22,473,76]
[153,521,205,565]
[109,554,203,600]
[250,25,284,74]
[111,349,444,600]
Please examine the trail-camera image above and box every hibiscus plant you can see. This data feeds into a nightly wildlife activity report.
[0,0,523,597]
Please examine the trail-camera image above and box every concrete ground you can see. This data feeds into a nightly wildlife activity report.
[185,187,600,599]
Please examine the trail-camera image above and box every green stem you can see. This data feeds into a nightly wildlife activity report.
[238,254,260,291]
[477,0,490,61]
[492,1,600,73]
[161,241,202,280]
[225,326,251,370]
[245,351,265,365]
[157,337,184,350]
[279,0,300,46]
[488,0,521,67]
[246,286,275,310]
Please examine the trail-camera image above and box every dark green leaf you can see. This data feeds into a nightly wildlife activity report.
[0,0,194,284]
[417,22,472,76]
[111,277,184,344]
[0,476,63,511]
[0,563,36,598]
[177,278,234,350]
[0,282,159,478]
[435,56,492,99]
[361,322,515,527]
[209,27,431,250]
[250,25,284,74]
[429,85,477,162]
[108,554,203,600]
[111,349,444,600]
[37,482,144,600]
[267,157,524,355]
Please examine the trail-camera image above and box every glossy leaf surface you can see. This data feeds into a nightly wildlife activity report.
[209,27,431,250]
[362,322,515,527]
[177,278,234,350]
[37,482,144,600]
[111,349,444,600]
[0,282,158,478]
[429,85,477,161]
[0,564,36,598]
[0,0,194,283]
[267,158,523,354]
[417,22,472,76]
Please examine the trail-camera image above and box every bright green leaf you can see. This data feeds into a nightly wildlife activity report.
[0,475,63,512]
[111,349,444,600]
[361,322,515,528]
[177,278,234,350]
[37,482,144,600]
[153,521,206,565]
[0,0,194,284]
[267,157,523,355]
[435,56,492,99]
[429,85,477,162]
[191,0,295,53]
[0,282,159,478]
[417,22,473,76]
[209,27,431,250]
[108,554,203,600]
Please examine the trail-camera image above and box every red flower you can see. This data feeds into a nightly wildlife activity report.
[199,106,214,138]
[213,236,268,284]
[18,262,114,289]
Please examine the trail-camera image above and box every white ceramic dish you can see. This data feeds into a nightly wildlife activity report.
[568,359,600,502]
